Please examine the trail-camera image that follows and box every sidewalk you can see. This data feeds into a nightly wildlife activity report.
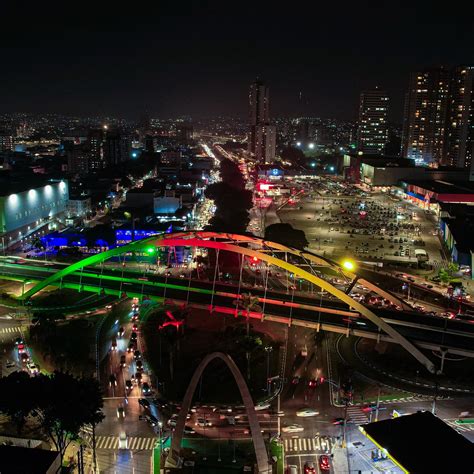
[332,446,349,473]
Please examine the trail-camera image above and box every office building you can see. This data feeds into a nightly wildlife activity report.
[357,87,389,155]
[248,79,275,162]
[401,67,450,164]
[444,66,474,168]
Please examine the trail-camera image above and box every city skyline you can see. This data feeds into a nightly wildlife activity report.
[1,2,472,121]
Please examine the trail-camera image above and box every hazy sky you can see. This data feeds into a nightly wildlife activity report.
[1,1,473,122]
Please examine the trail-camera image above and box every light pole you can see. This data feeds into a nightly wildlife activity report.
[264,346,273,395]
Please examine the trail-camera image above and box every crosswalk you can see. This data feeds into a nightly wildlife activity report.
[0,326,23,335]
[284,436,336,453]
[445,420,474,433]
[346,406,369,425]
[80,429,156,451]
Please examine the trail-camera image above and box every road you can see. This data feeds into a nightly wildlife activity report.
[3,260,474,358]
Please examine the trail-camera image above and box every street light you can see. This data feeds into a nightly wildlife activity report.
[341,259,356,272]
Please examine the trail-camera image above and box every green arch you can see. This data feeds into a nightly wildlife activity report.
[21,232,436,373]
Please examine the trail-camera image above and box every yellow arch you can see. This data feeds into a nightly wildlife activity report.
[166,352,270,473]
[21,232,435,372]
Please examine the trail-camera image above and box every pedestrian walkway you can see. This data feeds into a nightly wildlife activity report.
[283,435,336,453]
[0,326,23,335]
[346,406,369,425]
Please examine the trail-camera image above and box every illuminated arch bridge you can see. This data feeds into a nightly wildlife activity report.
[21,231,436,373]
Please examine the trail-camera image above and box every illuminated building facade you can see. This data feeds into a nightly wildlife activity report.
[0,180,69,250]
[357,87,389,155]
[444,66,474,168]
[248,79,275,163]
[401,67,450,165]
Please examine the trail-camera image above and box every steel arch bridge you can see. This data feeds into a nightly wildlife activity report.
[20,231,436,373]
[166,352,271,473]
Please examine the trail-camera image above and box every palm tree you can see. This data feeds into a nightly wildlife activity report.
[234,293,261,379]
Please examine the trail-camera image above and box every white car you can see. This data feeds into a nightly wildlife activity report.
[296,408,320,417]
[27,362,39,375]
[281,424,304,433]
[118,431,128,449]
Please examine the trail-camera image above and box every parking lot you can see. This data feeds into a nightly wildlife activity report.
[277,180,445,269]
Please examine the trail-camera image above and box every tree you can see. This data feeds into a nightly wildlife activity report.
[204,159,253,234]
[234,293,262,380]
[35,371,104,466]
[264,223,309,250]
[0,371,36,434]
[281,146,306,166]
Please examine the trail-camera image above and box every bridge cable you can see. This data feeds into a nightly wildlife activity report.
[209,248,220,312]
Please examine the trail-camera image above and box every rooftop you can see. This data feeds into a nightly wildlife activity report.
[361,411,474,473]
[0,173,66,196]
[404,179,474,195]
[0,445,60,474]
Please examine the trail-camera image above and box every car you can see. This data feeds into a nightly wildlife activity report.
[125,379,133,391]
[132,323,139,332]
[127,342,135,352]
[308,379,318,388]
[282,424,304,433]
[109,374,117,386]
[117,327,125,337]
[291,376,300,385]
[15,337,24,346]
[6,360,15,368]
[120,355,126,368]
[138,398,150,409]
[287,465,298,474]
[134,350,142,360]
[332,417,346,425]
[111,340,117,351]
[184,425,196,434]
[20,352,30,364]
[168,414,178,427]
[118,431,128,449]
[17,343,26,354]
[131,313,139,322]
[142,382,151,395]
[116,405,125,418]
[136,360,144,371]
[130,332,138,341]
[196,418,212,427]
[27,362,39,375]
[319,455,330,471]
[296,408,319,417]
[304,461,316,474]
[134,372,143,384]
[146,414,158,427]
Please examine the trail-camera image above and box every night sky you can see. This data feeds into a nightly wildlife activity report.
[1,1,472,121]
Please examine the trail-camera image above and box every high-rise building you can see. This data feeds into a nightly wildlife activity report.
[67,145,90,176]
[88,129,105,171]
[401,68,450,164]
[444,66,474,168]
[248,79,275,163]
[176,123,193,144]
[0,132,14,152]
[104,130,131,166]
[357,87,389,155]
